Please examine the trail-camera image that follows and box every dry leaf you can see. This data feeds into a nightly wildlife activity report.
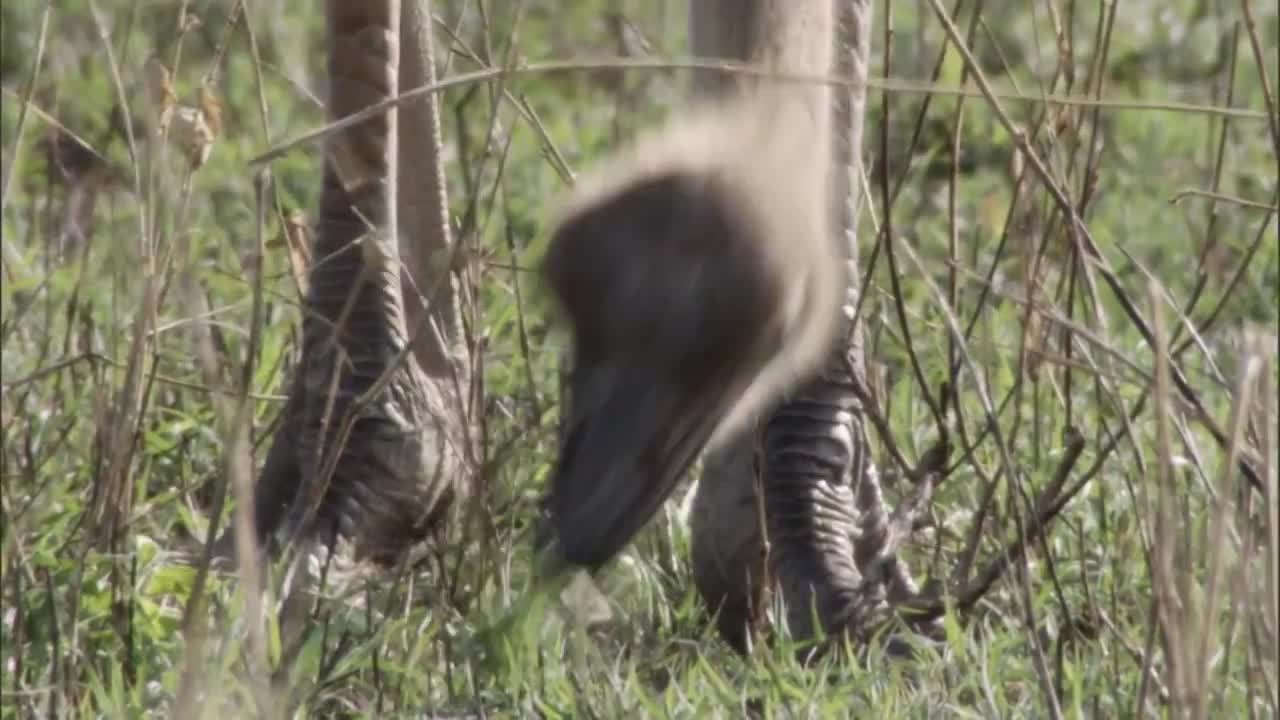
[199,82,223,138]
[145,56,176,133]
[281,209,312,298]
[179,10,202,34]
[170,104,214,169]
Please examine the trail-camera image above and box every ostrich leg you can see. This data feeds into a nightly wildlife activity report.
[226,0,464,567]
[539,0,892,653]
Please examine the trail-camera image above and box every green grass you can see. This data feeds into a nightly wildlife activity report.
[2,1,1277,717]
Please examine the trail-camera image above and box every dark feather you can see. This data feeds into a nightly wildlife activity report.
[537,92,842,576]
